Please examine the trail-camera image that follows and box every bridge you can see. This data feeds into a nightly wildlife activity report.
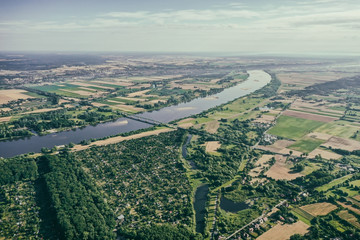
[123,114,172,127]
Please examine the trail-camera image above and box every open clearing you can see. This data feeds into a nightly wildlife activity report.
[249,154,273,177]
[268,115,325,140]
[265,155,303,180]
[0,89,34,104]
[308,148,342,160]
[300,202,337,216]
[282,110,338,122]
[204,120,220,134]
[322,136,360,151]
[257,221,309,240]
[204,141,221,153]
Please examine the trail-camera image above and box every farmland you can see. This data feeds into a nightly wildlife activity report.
[1,53,360,240]
[268,115,325,140]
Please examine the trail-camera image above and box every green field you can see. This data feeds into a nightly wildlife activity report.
[291,207,313,225]
[268,115,325,140]
[315,121,360,139]
[289,137,325,153]
[316,174,353,192]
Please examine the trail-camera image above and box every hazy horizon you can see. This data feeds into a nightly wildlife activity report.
[1,0,359,55]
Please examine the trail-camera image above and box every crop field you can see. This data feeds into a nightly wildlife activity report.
[292,207,314,224]
[268,115,325,140]
[0,89,34,104]
[257,221,309,240]
[289,137,325,153]
[337,202,360,215]
[265,155,303,180]
[314,121,360,139]
[337,210,360,229]
[300,202,337,216]
[282,109,337,122]
[308,148,342,160]
[321,136,360,151]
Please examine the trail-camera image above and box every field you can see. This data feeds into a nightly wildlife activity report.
[282,109,338,122]
[265,155,303,180]
[291,207,314,225]
[337,210,360,229]
[316,174,353,192]
[337,202,360,215]
[257,221,309,240]
[0,89,34,104]
[249,154,273,178]
[300,202,337,216]
[289,137,325,153]
[315,121,360,139]
[204,141,221,153]
[307,148,342,160]
[321,136,360,151]
[268,115,325,140]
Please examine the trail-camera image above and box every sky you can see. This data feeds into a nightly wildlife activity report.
[0,0,359,55]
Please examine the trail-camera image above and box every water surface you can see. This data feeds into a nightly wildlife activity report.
[0,70,271,158]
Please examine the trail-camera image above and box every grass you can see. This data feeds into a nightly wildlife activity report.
[268,115,325,140]
[289,137,325,153]
[314,121,360,139]
[316,174,353,192]
[291,209,312,226]
[350,179,360,187]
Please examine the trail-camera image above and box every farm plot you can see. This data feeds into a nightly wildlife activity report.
[308,148,342,160]
[321,136,360,151]
[314,121,360,139]
[268,115,325,140]
[282,110,338,122]
[265,155,303,180]
[337,210,360,229]
[0,89,34,104]
[257,221,309,240]
[300,202,337,216]
[289,137,325,153]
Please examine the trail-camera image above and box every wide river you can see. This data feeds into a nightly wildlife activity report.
[0,70,271,158]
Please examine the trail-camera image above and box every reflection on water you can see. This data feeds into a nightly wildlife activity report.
[219,196,249,213]
[194,185,209,233]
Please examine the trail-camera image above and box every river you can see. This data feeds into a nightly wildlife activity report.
[0,70,271,158]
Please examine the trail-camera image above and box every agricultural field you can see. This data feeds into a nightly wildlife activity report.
[268,115,325,140]
[265,155,304,180]
[257,221,309,240]
[289,137,325,153]
[337,210,360,229]
[299,202,337,216]
[0,89,35,104]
